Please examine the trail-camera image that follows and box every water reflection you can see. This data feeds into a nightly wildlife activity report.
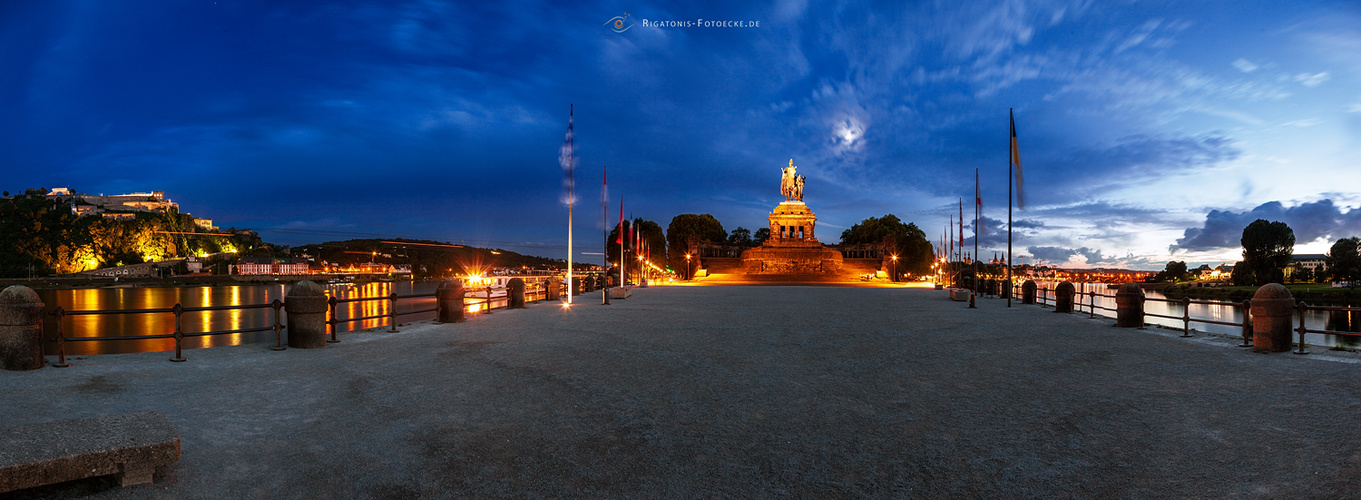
[37,281,442,356]
[1033,282,1361,348]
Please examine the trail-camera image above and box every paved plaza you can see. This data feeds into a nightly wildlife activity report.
[4,285,1361,498]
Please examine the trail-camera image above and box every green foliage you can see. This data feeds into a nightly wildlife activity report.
[1326,237,1361,287]
[839,214,934,278]
[753,227,770,244]
[666,213,725,277]
[1239,219,1295,286]
[606,218,666,268]
[1153,261,1188,282]
[0,188,256,277]
[727,227,754,247]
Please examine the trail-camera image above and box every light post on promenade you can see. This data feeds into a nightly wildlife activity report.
[891,255,898,283]
[685,253,692,280]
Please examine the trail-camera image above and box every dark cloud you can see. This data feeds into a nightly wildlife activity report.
[1027,245,1110,265]
[1171,199,1361,252]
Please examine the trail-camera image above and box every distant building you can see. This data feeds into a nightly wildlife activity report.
[47,188,180,214]
[1292,254,1327,274]
[1285,254,1328,281]
[236,257,312,275]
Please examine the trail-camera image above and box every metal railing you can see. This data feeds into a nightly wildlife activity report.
[1006,282,1361,352]
[43,281,559,367]
[47,300,287,367]
[1291,302,1361,355]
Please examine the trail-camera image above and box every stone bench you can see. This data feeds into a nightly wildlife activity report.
[0,412,180,493]
[948,288,972,301]
[610,287,631,299]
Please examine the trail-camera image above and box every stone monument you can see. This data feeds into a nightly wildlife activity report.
[738,160,845,275]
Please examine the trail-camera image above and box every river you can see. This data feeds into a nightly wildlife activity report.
[1034,283,1361,349]
[36,281,461,356]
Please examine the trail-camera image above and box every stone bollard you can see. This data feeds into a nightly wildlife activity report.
[0,285,45,371]
[508,278,526,309]
[285,281,329,348]
[1114,282,1145,327]
[436,279,466,323]
[1250,283,1295,353]
[1022,280,1037,304]
[1054,281,1076,313]
[545,279,560,301]
[572,277,582,296]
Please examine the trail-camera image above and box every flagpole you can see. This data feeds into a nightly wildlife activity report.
[566,104,573,305]
[975,168,979,297]
[1007,108,1014,308]
[602,165,610,305]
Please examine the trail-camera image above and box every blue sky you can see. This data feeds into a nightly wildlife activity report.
[3,0,1359,269]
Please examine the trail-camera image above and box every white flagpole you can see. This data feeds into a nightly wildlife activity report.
[566,104,574,304]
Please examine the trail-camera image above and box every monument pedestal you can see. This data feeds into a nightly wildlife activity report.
[739,200,844,275]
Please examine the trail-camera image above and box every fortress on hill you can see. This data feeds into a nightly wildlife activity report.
[693,160,892,283]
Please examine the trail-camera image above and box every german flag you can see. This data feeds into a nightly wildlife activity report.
[1010,109,1025,209]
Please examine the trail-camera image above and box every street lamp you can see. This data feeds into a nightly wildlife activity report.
[891,254,898,283]
[685,253,692,280]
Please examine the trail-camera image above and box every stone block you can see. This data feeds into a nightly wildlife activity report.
[1054,281,1076,313]
[436,279,465,323]
[0,285,44,371]
[0,412,180,493]
[285,280,329,348]
[1250,284,1295,353]
[1114,282,1145,327]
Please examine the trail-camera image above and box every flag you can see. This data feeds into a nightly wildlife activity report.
[948,215,953,261]
[958,199,964,252]
[616,197,624,245]
[975,169,984,235]
[1010,109,1025,209]
[602,165,608,206]
[559,106,575,205]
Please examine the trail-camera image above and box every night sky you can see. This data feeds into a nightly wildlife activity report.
[3,1,1359,269]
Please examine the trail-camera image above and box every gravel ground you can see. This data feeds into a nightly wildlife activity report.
[4,285,1361,499]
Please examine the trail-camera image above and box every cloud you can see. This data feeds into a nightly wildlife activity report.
[1171,199,1361,252]
[1231,58,1259,73]
[1114,19,1162,53]
[1028,245,1109,265]
[1294,71,1330,87]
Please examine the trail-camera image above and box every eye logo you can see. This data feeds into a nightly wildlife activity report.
[604,13,631,33]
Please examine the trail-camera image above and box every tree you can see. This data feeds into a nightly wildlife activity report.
[1156,261,1188,282]
[727,227,754,247]
[1326,237,1361,287]
[753,228,770,245]
[666,214,725,277]
[1240,219,1294,286]
[839,214,934,279]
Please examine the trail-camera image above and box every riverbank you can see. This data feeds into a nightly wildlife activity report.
[1162,283,1361,304]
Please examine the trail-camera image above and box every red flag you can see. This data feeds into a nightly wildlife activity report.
[976,169,984,235]
[616,197,624,245]
[958,199,964,255]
